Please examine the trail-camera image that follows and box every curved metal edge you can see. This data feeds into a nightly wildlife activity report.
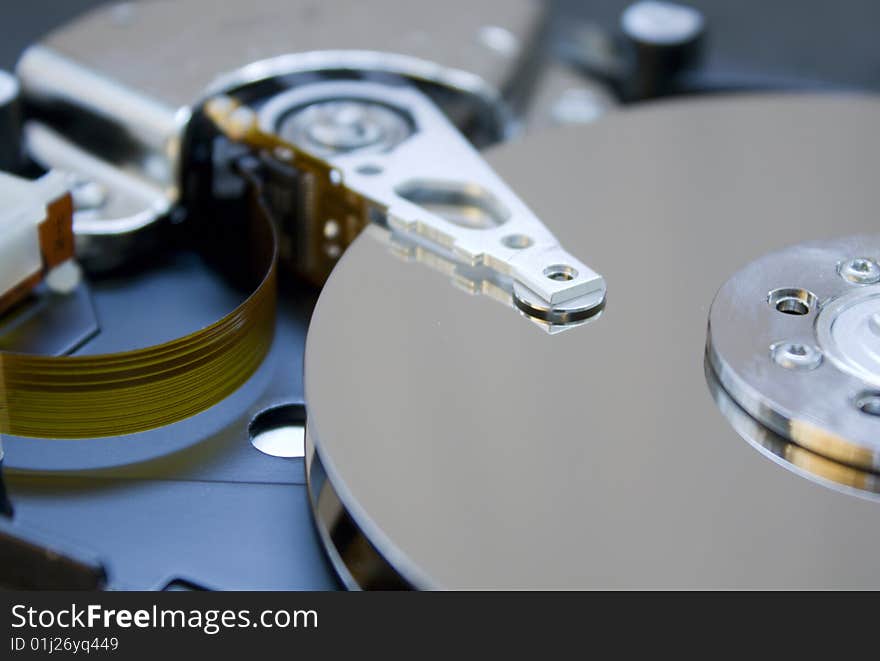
[17,47,517,261]
[705,238,880,473]
[706,322,879,471]
[704,353,880,502]
[304,426,416,590]
[204,50,516,141]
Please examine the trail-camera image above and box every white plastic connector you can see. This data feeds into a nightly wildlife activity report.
[0,170,67,297]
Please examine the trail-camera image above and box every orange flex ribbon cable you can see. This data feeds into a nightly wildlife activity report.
[0,203,277,439]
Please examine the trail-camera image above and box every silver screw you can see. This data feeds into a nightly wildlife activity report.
[838,257,880,285]
[304,101,386,152]
[771,341,823,370]
[621,1,705,47]
[279,99,410,158]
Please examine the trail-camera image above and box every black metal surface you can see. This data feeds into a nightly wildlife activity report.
[0,70,20,171]
[550,0,880,93]
[0,517,107,589]
[4,1,880,92]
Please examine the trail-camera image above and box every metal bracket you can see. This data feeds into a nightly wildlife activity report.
[207,80,606,322]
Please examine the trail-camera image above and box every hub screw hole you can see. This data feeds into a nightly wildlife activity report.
[768,288,817,316]
[356,163,383,176]
[770,341,823,370]
[839,257,880,285]
[502,234,533,249]
[856,391,880,417]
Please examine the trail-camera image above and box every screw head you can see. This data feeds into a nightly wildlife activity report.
[838,257,880,285]
[770,341,823,370]
[621,1,705,46]
[309,104,379,150]
[279,99,411,158]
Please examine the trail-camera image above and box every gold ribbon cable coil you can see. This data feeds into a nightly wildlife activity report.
[0,204,277,439]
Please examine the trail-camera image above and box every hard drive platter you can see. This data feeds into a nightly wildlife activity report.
[305,94,880,589]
